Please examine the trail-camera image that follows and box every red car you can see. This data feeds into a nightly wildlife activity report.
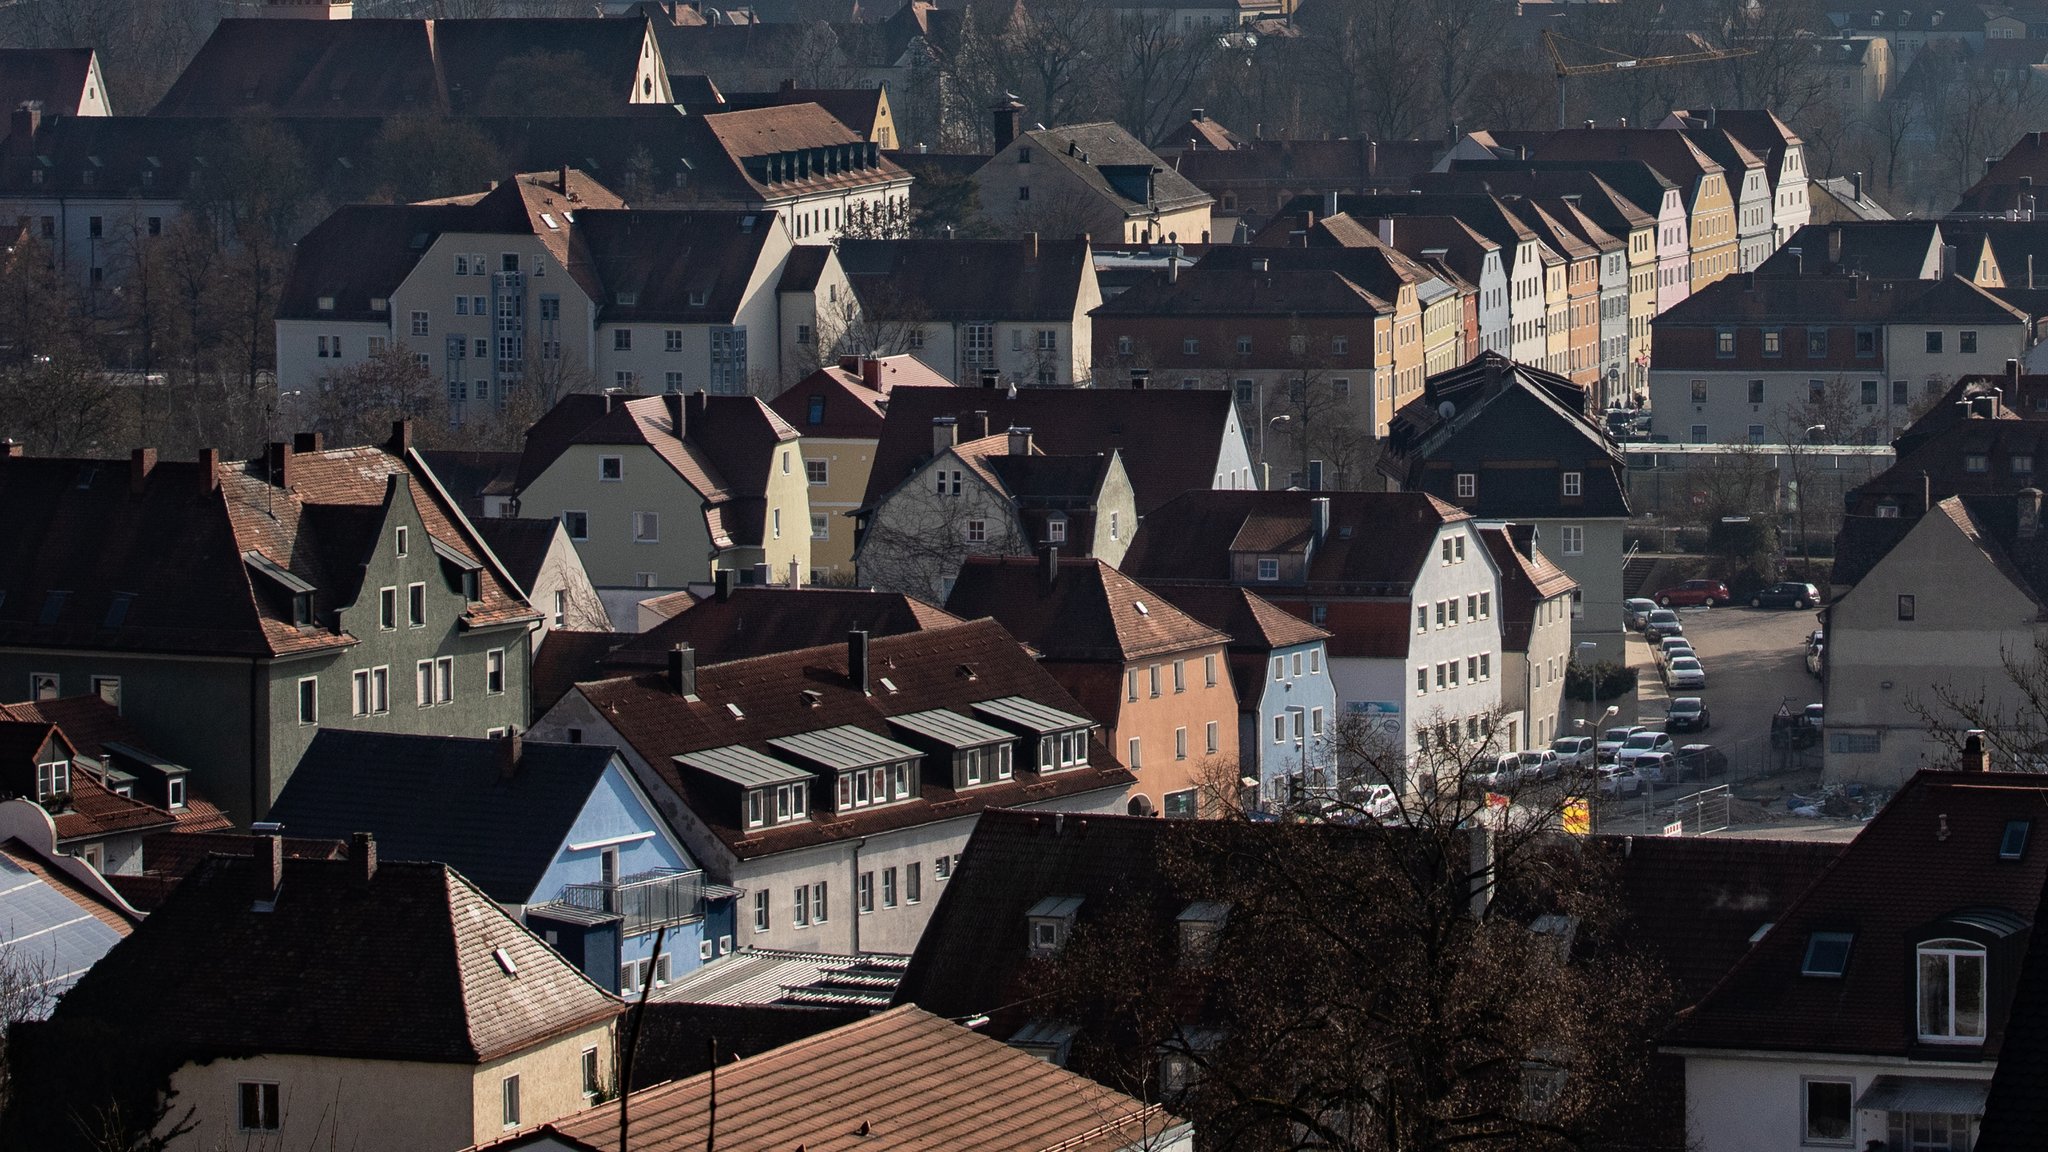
[1654,579,1731,608]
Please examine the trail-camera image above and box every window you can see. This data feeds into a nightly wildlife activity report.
[1479,591,1490,618]
[1966,454,1989,474]
[563,511,589,540]
[582,1048,601,1098]
[1456,473,1476,498]
[633,511,658,543]
[1018,185,1031,200]
[858,870,875,913]
[882,866,898,908]
[1898,594,1916,621]
[2004,819,2032,860]
[1416,667,1428,695]
[1691,379,1709,403]
[1808,329,1828,357]
[1906,937,1988,1048]
[1802,931,1854,977]
[794,884,811,926]
[407,582,425,628]
[1183,338,1200,355]
[1257,558,1279,581]
[551,590,567,628]
[1763,330,1782,356]
[378,586,397,630]
[238,1082,280,1131]
[1110,511,1120,539]
[1417,606,1428,632]
[416,660,435,707]
[1128,736,1143,767]
[810,513,830,541]
[502,1074,521,1128]
[1175,726,1188,760]
[936,855,953,880]
[1962,330,1979,354]
[964,519,987,544]
[1926,331,1943,353]
[906,863,921,903]
[1561,525,1584,555]
[804,458,828,486]
[1149,665,1162,697]
[1562,471,1582,497]
[298,676,318,724]
[411,311,430,337]
[1803,1079,1854,1145]
[1715,330,1734,357]
[598,455,624,482]
[813,881,829,921]
[753,889,769,930]
[35,756,68,801]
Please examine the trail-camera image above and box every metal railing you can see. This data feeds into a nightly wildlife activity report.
[558,869,705,936]
[1595,784,1731,836]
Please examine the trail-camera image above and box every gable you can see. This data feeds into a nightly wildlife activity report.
[1837,506,2039,632]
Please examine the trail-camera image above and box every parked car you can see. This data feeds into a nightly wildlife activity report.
[1665,656,1707,689]
[1597,766,1643,797]
[1472,754,1522,790]
[1666,697,1712,732]
[1623,598,1659,630]
[1806,643,1824,678]
[1598,725,1648,762]
[1351,783,1399,820]
[1804,703,1825,729]
[1518,748,1562,781]
[1654,579,1732,608]
[1657,636,1695,663]
[1615,730,1676,766]
[1550,735,1597,771]
[1752,582,1820,609]
[1644,609,1685,639]
[1632,750,1676,783]
[1677,744,1728,780]
[1661,644,1699,668]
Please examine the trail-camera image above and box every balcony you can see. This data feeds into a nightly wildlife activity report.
[558,869,707,937]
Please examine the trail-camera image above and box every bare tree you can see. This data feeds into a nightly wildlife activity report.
[309,347,452,447]
[1104,9,1219,149]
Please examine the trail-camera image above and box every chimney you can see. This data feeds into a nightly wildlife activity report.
[1310,495,1330,542]
[1324,189,1339,218]
[266,442,295,490]
[1378,218,1394,247]
[848,629,870,694]
[1251,256,1270,273]
[1307,460,1325,492]
[666,390,686,436]
[1130,369,1149,391]
[559,164,571,194]
[129,448,157,494]
[351,831,377,884]
[992,99,1022,152]
[198,448,220,493]
[974,410,990,438]
[1850,171,1863,203]
[0,440,19,458]
[1191,107,1205,122]
[861,357,883,389]
[1169,252,1179,283]
[714,567,737,601]
[292,431,324,454]
[264,828,284,901]
[980,369,1000,390]
[497,726,523,779]
[9,101,40,147]
[1008,426,1033,455]
[1964,730,1993,772]
[667,644,698,697]
[389,419,413,454]
[1042,544,1059,587]
[1025,231,1039,260]
[2020,488,2042,539]
[2010,358,2021,396]
[1788,246,1802,275]
[1923,470,1933,515]
[931,416,958,455]
[1828,228,1843,266]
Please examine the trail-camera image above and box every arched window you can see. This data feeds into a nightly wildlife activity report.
[1917,938,1987,1043]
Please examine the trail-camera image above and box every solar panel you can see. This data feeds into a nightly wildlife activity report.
[0,855,124,1013]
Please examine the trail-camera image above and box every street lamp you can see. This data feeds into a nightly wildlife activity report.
[1262,414,1291,489]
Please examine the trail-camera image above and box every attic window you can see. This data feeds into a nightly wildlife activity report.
[317,296,335,312]
[1802,931,1854,977]
[616,292,638,306]
[1178,901,1228,963]
[103,592,134,629]
[726,702,746,720]
[39,590,69,625]
[1134,600,1150,616]
[493,947,519,977]
[370,298,387,312]
[688,288,709,307]
[1026,895,1083,957]
[540,213,560,230]
[879,677,899,694]
[957,663,978,681]
[2002,819,2031,860]
[1749,921,1774,944]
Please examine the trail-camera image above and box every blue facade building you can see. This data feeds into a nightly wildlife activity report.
[272,729,733,994]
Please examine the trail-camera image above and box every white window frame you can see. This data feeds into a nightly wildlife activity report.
[633,511,659,543]
[1916,939,1988,1044]
[298,676,319,724]
[238,1081,281,1132]
[1562,471,1582,497]
[407,582,425,628]
[502,1074,521,1128]
[599,455,624,482]
[486,649,505,695]
[1456,473,1476,499]
[1561,525,1585,555]
[1802,1077,1855,1146]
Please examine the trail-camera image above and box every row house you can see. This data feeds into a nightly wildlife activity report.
[837,236,1100,387]
[1347,213,1510,360]
[1171,136,1444,234]
[510,391,810,613]
[1529,130,1742,295]
[855,422,1135,601]
[1381,353,1630,664]
[1649,272,2033,444]
[1479,526,1578,751]
[1120,491,1515,772]
[1672,125,1778,273]
[271,729,732,996]
[1508,197,1607,388]
[277,170,839,404]
[0,428,538,824]
[945,554,1238,818]
[1662,109,1813,247]
[530,620,1137,955]
[702,103,914,244]
[977,107,1215,245]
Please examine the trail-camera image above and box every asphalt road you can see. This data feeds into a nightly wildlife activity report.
[1630,602,1825,782]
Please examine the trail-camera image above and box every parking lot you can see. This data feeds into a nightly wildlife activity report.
[1622,601,1826,797]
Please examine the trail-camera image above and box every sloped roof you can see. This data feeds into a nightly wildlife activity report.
[534,628,633,719]
[519,1005,1182,1152]
[471,517,567,597]
[628,1001,866,1087]
[1977,873,2048,1149]
[418,450,522,520]
[602,586,961,668]
[0,836,132,1008]
[838,237,1091,324]
[1653,272,2030,328]
[1092,264,1391,317]
[111,829,348,913]
[767,366,891,439]
[1756,221,1944,279]
[1120,490,1470,593]
[268,731,640,905]
[570,209,782,324]
[1441,157,1682,221]
[859,385,1240,515]
[1480,525,1579,653]
[51,854,622,1063]
[0,439,532,659]
[1018,121,1213,216]
[1135,582,1330,654]
[571,619,1134,861]
[722,83,886,138]
[1669,770,2048,1056]
[0,48,99,116]
[945,556,1229,663]
[1956,130,2048,216]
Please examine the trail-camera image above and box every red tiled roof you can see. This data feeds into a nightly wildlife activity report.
[1669,771,2048,1056]
[1121,490,1469,593]
[608,587,961,669]
[0,695,231,836]
[1479,525,1578,654]
[1139,583,1332,652]
[944,556,1228,663]
[573,619,1134,862]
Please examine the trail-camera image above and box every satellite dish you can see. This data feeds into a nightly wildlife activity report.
[1437,400,1457,420]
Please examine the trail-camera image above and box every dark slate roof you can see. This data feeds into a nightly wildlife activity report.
[944,556,1228,664]
[1382,351,1632,520]
[1955,130,2048,216]
[1120,490,1468,592]
[1439,158,1682,221]
[723,84,886,139]
[858,385,1240,515]
[472,517,565,597]
[1269,192,1541,255]
[1090,264,1390,318]
[838,237,1091,324]
[572,619,1134,861]
[1668,771,2048,1057]
[629,1002,867,1088]
[602,586,961,668]
[51,854,621,1063]
[1017,122,1213,215]
[534,628,631,719]
[0,49,98,115]
[1755,221,1944,279]
[419,450,521,521]
[571,209,782,325]
[112,830,347,913]
[1977,873,2048,1149]
[268,731,630,904]
[152,17,658,117]
[1654,272,2030,328]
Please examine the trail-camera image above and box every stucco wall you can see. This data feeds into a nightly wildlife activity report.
[1682,1050,1988,1152]
[518,443,714,589]
[797,435,874,579]
[1252,639,1339,803]
[470,1019,617,1142]
[164,1052,475,1152]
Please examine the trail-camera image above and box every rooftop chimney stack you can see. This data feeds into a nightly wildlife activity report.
[932,416,958,455]
[497,726,523,780]
[266,442,296,490]
[264,828,284,900]
[1964,730,1993,772]
[666,390,686,436]
[352,831,377,884]
[1324,189,1339,218]
[1007,426,1033,456]
[667,644,698,698]
[389,419,413,454]
[2020,488,2042,539]
[1308,459,1325,492]
[1042,544,1059,588]
[980,369,1000,390]
[129,448,157,495]
[0,440,21,458]
[1310,495,1330,542]
[292,431,324,454]
[2010,358,2021,396]
[848,630,870,695]
[992,98,1023,153]
[198,448,220,493]
[714,567,737,601]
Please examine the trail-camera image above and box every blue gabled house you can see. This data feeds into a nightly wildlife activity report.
[271,729,735,994]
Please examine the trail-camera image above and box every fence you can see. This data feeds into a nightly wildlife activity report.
[1595,783,1732,836]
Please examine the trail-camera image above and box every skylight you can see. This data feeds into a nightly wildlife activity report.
[1802,931,1854,977]
[879,677,899,693]
[2002,819,2031,860]
[492,946,518,977]
[726,702,746,720]
[1134,600,1150,616]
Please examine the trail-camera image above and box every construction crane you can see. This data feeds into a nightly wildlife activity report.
[1540,29,1756,129]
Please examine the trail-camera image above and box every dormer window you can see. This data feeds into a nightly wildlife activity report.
[1026,895,1083,957]
[167,776,187,810]
[1917,939,1988,1043]
[1178,900,1228,964]
[36,757,69,801]
[1256,558,1279,581]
